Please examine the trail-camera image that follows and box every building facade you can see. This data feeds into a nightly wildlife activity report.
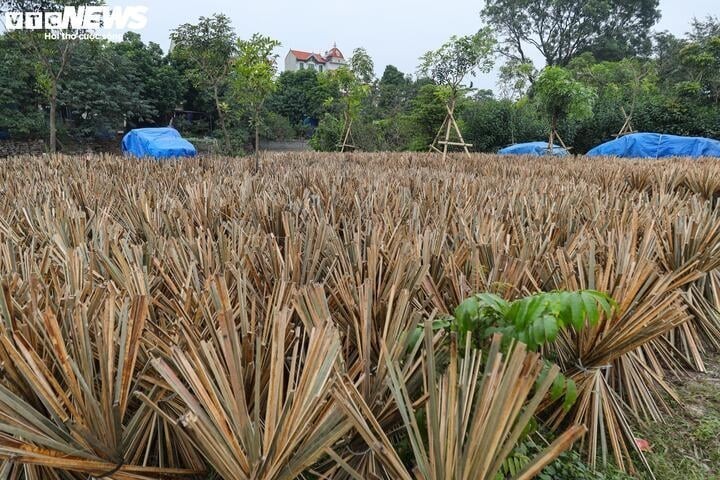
[284,44,346,72]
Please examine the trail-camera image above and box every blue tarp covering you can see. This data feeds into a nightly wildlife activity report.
[121,127,196,159]
[587,132,720,158]
[498,141,569,156]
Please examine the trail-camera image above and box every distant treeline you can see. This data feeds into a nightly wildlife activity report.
[0,0,718,154]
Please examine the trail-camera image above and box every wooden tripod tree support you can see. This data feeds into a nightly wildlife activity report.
[614,107,636,137]
[338,111,357,152]
[548,127,570,153]
[429,103,473,161]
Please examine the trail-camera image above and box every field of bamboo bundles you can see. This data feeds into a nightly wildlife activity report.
[0,152,719,479]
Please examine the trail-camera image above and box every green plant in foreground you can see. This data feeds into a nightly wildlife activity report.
[413,290,616,410]
[452,290,615,350]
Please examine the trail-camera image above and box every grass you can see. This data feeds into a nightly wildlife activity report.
[537,356,720,479]
[639,356,720,479]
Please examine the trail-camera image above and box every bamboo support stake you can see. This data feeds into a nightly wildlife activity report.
[339,112,357,152]
[429,103,473,161]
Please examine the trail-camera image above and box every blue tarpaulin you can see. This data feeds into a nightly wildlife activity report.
[498,141,569,156]
[121,128,196,159]
[587,132,720,158]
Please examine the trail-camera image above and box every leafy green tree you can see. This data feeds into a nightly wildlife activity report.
[482,0,661,69]
[461,97,547,151]
[688,15,720,43]
[532,66,595,148]
[308,113,342,151]
[366,66,416,150]
[567,54,657,150]
[312,66,369,151]
[678,35,720,104]
[418,29,496,155]
[57,35,185,138]
[267,70,329,131]
[653,31,687,87]
[59,40,140,137]
[112,32,185,127]
[1,0,102,152]
[230,33,280,168]
[498,58,537,99]
[170,14,237,152]
[418,28,496,103]
[350,47,374,84]
[401,82,449,151]
[377,65,413,114]
[0,34,45,137]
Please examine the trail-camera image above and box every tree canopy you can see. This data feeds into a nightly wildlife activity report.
[418,29,496,97]
[482,0,661,68]
[532,65,595,145]
[170,14,236,151]
[0,6,717,156]
[230,33,281,166]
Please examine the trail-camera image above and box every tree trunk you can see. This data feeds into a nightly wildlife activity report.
[213,85,231,153]
[49,82,58,154]
[549,113,557,151]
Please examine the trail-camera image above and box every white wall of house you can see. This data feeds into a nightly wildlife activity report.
[284,51,299,72]
[301,58,325,72]
[324,58,344,71]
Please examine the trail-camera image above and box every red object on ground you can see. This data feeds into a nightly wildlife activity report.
[635,438,651,451]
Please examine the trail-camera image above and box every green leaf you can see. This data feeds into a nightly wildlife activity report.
[590,290,615,318]
[580,291,600,326]
[554,291,573,328]
[563,378,578,411]
[518,296,546,330]
[550,373,566,401]
[454,297,479,326]
[531,318,545,349]
[568,292,585,330]
[543,314,559,342]
[475,293,510,315]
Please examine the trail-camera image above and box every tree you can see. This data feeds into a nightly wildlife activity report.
[170,14,236,152]
[59,39,140,137]
[0,34,45,137]
[532,66,595,149]
[267,70,328,129]
[462,97,546,151]
[402,82,450,151]
[0,0,102,152]
[230,33,280,170]
[482,0,661,70]
[678,35,720,104]
[313,66,370,152]
[418,29,496,158]
[418,29,495,99]
[350,47,374,84]
[113,32,185,127]
[377,65,414,115]
[688,15,720,43]
[563,55,658,151]
[498,58,536,99]
[653,31,686,86]
[57,35,185,138]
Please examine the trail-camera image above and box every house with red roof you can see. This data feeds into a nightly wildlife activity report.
[284,44,346,73]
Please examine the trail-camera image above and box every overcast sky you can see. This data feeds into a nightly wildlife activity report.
[29,0,720,91]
